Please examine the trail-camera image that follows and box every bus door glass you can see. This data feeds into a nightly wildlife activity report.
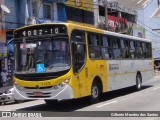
[71,30,86,74]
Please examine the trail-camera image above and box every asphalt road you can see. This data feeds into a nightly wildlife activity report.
[1,76,160,120]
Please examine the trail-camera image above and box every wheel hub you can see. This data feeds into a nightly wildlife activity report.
[92,86,98,98]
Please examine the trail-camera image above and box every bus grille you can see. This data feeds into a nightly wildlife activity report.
[26,92,51,98]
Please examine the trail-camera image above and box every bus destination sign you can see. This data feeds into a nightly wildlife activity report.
[14,25,67,38]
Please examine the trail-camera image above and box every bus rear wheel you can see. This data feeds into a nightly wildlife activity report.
[44,100,58,105]
[135,73,142,90]
[89,81,101,103]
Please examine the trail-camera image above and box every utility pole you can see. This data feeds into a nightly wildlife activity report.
[103,0,108,30]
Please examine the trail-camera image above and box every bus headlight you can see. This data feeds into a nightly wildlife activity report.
[53,76,71,90]
[63,76,71,84]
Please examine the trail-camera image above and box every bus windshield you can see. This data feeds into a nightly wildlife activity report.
[15,38,70,73]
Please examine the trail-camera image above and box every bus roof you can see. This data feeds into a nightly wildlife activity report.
[65,23,151,43]
[14,22,151,43]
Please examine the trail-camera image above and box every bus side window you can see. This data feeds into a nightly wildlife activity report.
[149,43,152,58]
[108,37,113,59]
[130,41,136,59]
[121,40,129,59]
[88,34,101,59]
[137,42,143,58]
[101,36,109,59]
[124,40,130,58]
[142,42,147,58]
[112,37,121,59]
[146,43,152,58]
[121,39,125,59]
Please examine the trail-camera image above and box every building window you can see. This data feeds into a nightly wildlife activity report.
[44,4,52,19]
[65,6,94,25]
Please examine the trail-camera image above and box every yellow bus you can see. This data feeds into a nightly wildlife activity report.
[13,23,154,104]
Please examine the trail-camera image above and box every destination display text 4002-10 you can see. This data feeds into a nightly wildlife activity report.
[14,25,67,38]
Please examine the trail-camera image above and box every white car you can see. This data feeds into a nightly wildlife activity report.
[0,88,23,105]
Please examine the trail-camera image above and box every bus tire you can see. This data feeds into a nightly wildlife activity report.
[44,100,58,105]
[135,73,142,90]
[89,81,101,104]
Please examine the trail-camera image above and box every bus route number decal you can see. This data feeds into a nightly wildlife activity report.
[22,28,59,37]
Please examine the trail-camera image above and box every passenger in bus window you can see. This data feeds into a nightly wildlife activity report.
[20,47,28,71]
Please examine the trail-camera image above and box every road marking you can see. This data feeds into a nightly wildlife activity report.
[96,101,117,108]
[152,87,160,90]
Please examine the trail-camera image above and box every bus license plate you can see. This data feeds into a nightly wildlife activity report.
[34,92,43,96]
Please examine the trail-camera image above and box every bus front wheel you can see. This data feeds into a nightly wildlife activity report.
[89,81,101,103]
[136,73,142,90]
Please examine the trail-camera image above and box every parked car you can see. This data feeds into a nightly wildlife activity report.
[0,88,23,105]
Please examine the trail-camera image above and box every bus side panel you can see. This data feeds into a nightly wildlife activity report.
[107,60,129,91]
[107,59,154,92]
[83,60,108,96]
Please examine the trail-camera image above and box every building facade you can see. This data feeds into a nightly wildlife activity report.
[94,0,146,37]
[137,0,160,50]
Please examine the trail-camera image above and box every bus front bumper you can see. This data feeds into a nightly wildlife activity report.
[14,84,74,101]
